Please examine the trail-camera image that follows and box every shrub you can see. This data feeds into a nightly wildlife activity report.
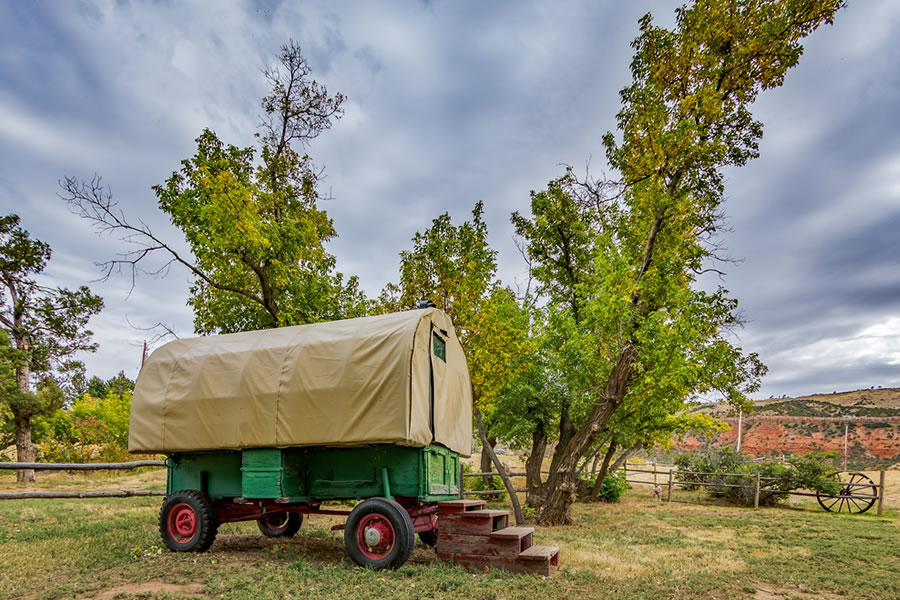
[594,471,630,503]
[674,449,841,506]
[35,391,132,463]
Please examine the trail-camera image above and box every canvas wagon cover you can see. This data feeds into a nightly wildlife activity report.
[128,308,472,456]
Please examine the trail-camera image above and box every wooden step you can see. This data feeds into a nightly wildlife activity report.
[460,509,508,520]
[490,526,533,540]
[437,532,526,558]
[439,509,508,535]
[436,499,485,515]
[490,527,533,552]
[436,552,556,576]
[519,544,560,567]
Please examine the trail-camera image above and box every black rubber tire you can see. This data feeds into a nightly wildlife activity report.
[344,497,415,569]
[159,490,219,552]
[418,529,438,548]
[257,511,303,538]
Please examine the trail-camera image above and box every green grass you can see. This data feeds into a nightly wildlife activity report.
[0,470,898,599]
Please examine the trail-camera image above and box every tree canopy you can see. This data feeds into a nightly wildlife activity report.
[62,40,366,335]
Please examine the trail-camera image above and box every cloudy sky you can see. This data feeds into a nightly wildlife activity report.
[1,0,898,399]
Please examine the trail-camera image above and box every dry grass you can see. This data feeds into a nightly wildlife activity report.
[1,467,897,599]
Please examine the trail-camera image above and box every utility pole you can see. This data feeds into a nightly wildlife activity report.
[736,408,743,452]
[842,416,850,471]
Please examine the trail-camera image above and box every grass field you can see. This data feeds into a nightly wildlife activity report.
[1,468,898,600]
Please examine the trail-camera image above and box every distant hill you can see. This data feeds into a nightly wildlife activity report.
[674,388,900,469]
[693,387,900,418]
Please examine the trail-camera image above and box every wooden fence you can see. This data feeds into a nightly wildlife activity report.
[2,460,887,517]
[622,462,887,515]
[461,471,529,496]
[0,460,166,500]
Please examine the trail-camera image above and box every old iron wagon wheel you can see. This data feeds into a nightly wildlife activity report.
[816,471,878,514]
[159,490,219,552]
[257,511,303,538]
[344,497,415,569]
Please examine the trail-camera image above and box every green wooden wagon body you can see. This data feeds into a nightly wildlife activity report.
[167,444,461,503]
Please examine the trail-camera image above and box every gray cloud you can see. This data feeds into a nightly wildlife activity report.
[1,0,898,398]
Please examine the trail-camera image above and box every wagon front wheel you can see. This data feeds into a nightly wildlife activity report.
[257,511,303,538]
[159,490,219,552]
[344,498,415,569]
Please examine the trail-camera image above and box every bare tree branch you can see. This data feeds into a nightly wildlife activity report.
[59,175,267,309]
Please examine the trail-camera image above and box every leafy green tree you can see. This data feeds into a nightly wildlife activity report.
[522,0,842,525]
[69,370,134,402]
[62,40,366,334]
[0,215,103,481]
[380,202,534,523]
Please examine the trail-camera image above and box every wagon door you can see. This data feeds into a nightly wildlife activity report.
[430,329,449,437]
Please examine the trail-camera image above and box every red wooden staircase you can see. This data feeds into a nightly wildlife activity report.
[435,499,560,576]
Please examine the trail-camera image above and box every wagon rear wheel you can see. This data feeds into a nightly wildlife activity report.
[159,490,219,552]
[816,471,878,514]
[344,497,415,569]
[257,511,303,538]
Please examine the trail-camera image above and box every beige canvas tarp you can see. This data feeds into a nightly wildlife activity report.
[128,308,472,456]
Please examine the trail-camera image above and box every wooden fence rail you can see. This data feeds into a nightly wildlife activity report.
[0,460,167,501]
[622,461,886,514]
[0,461,166,471]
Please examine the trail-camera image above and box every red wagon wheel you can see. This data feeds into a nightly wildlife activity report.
[257,511,303,538]
[344,497,415,569]
[816,471,878,514]
[159,490,219,552]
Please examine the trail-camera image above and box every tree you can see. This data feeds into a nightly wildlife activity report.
[380,203,534,523]
[521,0,842,525]
[0,215,103,481]
[68,370,134,402]
[62,40,366,334]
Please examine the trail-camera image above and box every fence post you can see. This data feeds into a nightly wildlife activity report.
[877,470,885,516]
[667,469,673,502]
[753,472,760,509]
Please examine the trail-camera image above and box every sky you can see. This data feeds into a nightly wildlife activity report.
[1,0,898,400]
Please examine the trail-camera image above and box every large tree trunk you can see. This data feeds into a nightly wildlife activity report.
[474,406,524,525]
[14,357,35,483]
[547,404,575,476]
[479,435,497,487]
[525,420,547,508]
[15,416,36,483]
[536,343,636,525]
[589,440,618,501]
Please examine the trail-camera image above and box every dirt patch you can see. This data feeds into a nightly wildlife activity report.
[84,582,206,599]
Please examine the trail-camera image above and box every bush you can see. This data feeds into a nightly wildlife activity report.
[674,449,841,506]
[594,471,630,503]
[35,391,132,463]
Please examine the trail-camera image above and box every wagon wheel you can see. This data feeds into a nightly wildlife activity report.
[344,497,415,569]
[257,511,303,538]
[159,489,219,552]
[816,471,878,514]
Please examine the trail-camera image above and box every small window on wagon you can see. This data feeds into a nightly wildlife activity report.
[432,332,446,362]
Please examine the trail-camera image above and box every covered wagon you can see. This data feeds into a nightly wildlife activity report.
[130,308,472,568]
